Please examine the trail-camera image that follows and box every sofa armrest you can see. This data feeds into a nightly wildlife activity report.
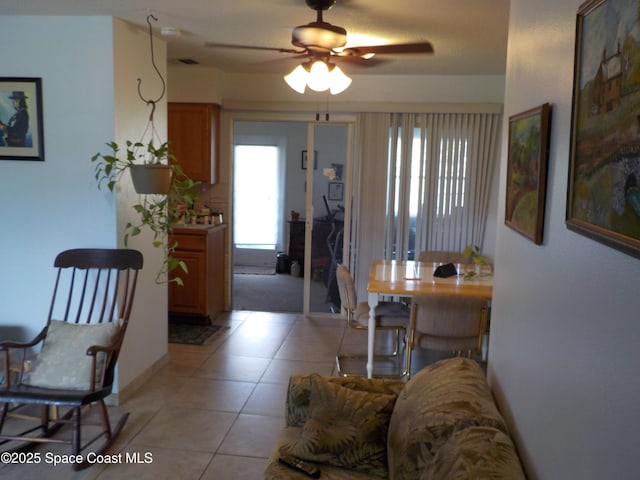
[285,374,405,427]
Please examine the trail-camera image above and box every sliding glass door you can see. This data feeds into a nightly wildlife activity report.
[231,118,353,316]
[303,123,352,315]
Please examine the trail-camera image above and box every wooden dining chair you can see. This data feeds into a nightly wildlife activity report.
[407,293,490,373]
[335,264,411,378]
[0,248,143,470]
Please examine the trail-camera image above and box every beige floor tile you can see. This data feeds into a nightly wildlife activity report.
[170,346,212,361]
[215,335,287,359]
[196,352,271,382]
[169,377,256,412]
[130,406,236,452]
[217,414,284,458]
[95,445,212,480]
[261,359,335,384]
[243,311,300,325]
[124,372,189,411]
[201,454,268,480]
[275,335,342,362]
[242,382,288,416]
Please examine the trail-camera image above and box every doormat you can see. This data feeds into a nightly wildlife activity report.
[168,324,230,345]
[234,266,276,275]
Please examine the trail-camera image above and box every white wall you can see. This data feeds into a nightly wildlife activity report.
[219,72,506,105]
[0,16,168,396]
[168,66,505,105]
[111,18,169,391]
[0,16,116,337]
[489,1,640,478]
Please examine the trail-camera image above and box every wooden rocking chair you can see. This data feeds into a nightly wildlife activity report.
[0,248,143,470]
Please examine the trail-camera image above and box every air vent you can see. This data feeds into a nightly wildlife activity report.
[178,58,199,65]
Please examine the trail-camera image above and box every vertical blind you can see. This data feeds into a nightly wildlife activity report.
[353,111,501,297]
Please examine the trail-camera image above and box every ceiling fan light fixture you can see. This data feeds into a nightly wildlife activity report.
[284,60,351,95]
[307,60,331,91]
[284,64,310,94]
[328,65,352,95]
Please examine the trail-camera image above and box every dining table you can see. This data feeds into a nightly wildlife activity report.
[366,259,493,378]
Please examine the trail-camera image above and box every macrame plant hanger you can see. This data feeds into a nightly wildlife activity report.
[136,13,166,149]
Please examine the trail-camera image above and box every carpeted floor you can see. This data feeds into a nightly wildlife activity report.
[233,273,303,312]
[168,324,230,345]
[233,265,276,275]
[232,272,336,313]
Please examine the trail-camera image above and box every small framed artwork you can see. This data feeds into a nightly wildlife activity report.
[0,77,45,161]
[331,163,343,180]
[505,103,552,245]
[301,150,317,170]
[567,0,640,258]
[328,181,343,201]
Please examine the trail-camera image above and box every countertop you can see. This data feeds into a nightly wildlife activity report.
[171,223,226,234]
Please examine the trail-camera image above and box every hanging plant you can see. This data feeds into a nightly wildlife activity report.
[92,140,201,285]
[90,14,201,286]
[92,140,174,195]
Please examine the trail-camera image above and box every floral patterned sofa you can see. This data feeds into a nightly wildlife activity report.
[264,357,526,479]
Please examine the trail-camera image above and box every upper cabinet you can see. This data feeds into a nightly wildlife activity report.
[168,103,220,184]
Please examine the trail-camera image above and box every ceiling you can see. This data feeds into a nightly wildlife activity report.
[4,0,510,77]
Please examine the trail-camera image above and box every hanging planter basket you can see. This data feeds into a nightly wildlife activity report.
[130,164,173,194]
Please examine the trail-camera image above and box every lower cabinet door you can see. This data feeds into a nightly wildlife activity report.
[169,250,206,315]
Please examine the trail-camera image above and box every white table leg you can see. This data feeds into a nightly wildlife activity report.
[367,292,379,379]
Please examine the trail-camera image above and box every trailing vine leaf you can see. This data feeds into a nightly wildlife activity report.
[91,139,201,285]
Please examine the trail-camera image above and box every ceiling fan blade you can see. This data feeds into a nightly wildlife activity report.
[340,42,434,56]
[204,42,305,55]
[332,55,388,67]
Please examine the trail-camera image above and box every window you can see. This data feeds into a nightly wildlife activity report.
[383,113,496,260]
[233,145,279,250]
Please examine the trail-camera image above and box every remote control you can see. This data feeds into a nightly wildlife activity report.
[278,452,321,478]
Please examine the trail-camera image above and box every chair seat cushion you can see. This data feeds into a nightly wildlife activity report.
[289,374,397,477]
[24,320,119,390]
[354,301,410,328]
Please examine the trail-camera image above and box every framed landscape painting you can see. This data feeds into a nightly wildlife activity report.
[567,0,640,258]
[506,103,552,245]
[0,77,44,161]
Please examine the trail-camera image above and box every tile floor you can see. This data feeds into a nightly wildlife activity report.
[0,310,452,480]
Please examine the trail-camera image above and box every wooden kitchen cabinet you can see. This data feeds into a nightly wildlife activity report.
[169,224,226,321]
[168,103,220,183]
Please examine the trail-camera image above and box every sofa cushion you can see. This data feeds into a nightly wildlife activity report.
[290,374,397,477]
[421,426,526,480]
[286,374,405,427]
[387,358,510,480]
[264,426,380,480]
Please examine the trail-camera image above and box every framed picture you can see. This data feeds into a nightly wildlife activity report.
[0,77,44,161]
[568,0,640,258]
[301,150,317,170]
[505,103,552,245]
[331,163,343,180]
[328,181,343,201]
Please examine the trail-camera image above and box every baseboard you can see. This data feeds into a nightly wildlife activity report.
[106,353,169,406]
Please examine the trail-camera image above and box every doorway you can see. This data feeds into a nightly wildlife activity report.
[233,143,283,268]
[231,119,352,315]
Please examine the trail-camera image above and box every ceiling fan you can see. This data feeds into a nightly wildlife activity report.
[204,0,434,66]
